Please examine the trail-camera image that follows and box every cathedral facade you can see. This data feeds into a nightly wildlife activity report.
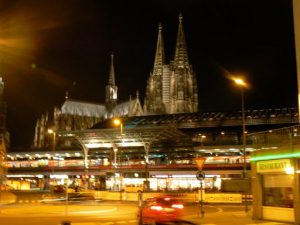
[144,14,198,115]
[32,14,198,148]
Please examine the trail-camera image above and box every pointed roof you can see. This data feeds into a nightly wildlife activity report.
[108,53,115,85]
[153,23,166,73]
[174,13,189,68]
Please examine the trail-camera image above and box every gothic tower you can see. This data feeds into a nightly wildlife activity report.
[169,13,198,113]
[144,14,198,115]
[144,24,168,114]
[105,53,118,112]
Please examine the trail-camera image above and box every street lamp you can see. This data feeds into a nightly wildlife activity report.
[232,77,247,178]
[112,118,123,169]
[47,129,56,170]
[47,129,56,153]
[112,145,118,191]
[232,76,249,213]
[112,118,124,194]
[200,134,206,146]
[113,118,123,136]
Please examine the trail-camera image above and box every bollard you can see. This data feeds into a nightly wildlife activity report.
[61,221,71,225]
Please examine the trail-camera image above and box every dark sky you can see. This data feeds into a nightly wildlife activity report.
[0,0,297,149]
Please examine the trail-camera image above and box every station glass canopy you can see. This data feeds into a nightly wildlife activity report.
[58,125,193,149]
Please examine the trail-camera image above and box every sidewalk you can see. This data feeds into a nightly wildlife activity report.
[184,210,292,225]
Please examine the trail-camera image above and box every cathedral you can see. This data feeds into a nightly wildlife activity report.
[32,14,198,148]
[144,14,198,114]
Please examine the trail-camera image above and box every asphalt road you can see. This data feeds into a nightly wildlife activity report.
[0,200,245,225]
[0,192,290,225]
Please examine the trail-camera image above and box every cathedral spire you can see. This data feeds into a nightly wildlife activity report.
[174,13,189,68]
[153,23,165,73]
[106,53,118,111]
[108,53,115,85]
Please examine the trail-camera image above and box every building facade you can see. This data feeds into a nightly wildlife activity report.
[249,125,300,224]
[33,53,143,148]
[33,14,198,148]
[8,107,296,191]
[144,14,198,115]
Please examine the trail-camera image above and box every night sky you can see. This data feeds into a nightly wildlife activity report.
[0,0,297,149]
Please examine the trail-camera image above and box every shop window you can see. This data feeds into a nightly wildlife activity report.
[262,174,293,208]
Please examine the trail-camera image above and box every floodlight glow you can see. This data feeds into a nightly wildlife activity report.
[113,118,122,126]
[233,77,246,87]
[285,166,294,174]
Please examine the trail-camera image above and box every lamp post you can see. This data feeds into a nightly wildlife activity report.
[144,142,150,192]
[113,118,124,195]
[112,146,118,191]
[232,77,248,213]
[47,129,56,177]
[48,129,56,155]
[200,135,206,146]
[113,118,123,136]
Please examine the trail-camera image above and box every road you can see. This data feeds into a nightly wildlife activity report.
[0,191,290,225]
[0,200,246,225]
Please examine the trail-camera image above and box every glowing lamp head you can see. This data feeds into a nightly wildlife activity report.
[47,129,54,134]
[113,118,122,126]
[285,166,294,174]
[232,77,247,88]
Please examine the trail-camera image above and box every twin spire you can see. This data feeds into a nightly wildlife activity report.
[153,23,165,72]
[174,13,189,67]
[153,13,189,69]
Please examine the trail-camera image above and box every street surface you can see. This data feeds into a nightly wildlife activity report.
[0,191,292,225]
[0,200,291,225]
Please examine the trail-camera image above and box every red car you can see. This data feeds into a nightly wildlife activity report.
[138,196,184,224]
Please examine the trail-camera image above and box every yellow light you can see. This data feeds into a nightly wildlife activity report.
[233,77,246,86]
[47,129,54,134]
[285,166,294,174]
[113,118,121,126]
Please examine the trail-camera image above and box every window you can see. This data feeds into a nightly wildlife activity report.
[263,174,293,208]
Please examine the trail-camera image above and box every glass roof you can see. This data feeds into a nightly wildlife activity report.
[58,125,192,149]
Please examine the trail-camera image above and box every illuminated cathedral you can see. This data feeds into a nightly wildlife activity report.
[33,14,198,148]
[144,14,198,114]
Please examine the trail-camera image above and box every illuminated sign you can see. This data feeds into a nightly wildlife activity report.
[257,159,291,173]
